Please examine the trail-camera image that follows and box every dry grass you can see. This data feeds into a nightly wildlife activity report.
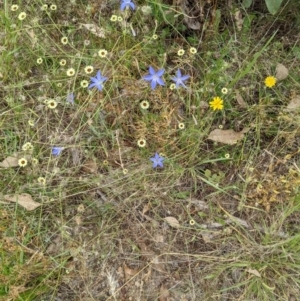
[1,0,300,300]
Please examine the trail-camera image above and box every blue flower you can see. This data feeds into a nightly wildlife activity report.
[143,66,165,90]
[66,92,74,105]
[171,69,190,88]
[52,147,64,156]
[88,70,108,91]
[150,152,164,168]
[120,0,135,10]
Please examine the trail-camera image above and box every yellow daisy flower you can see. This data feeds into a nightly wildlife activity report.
[209,97,224,111]
[264,76,276,88]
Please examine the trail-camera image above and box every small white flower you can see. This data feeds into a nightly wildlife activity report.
[189,47,197,54]
[66,68,75,76]
[11,5,19,11]
[178,122,185,130]
[221,87,228,94]
[169,83,176,90]
[177,49,185,56]
[80,80,89,88]
[61,37,68,45]
[84,65,94,74]
[140,100,149,110]
[110,15,117,22]
[98,49,107,58]
[59,59,66,66]
[18,158,28,167]
[47,99,58,109]
[137,138,146,148]
[36,57,43,64]
[18,12,27,20]
[38,177,46,185]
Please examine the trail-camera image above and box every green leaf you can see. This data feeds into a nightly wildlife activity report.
[265,0,284,15]
[242,0,253,8]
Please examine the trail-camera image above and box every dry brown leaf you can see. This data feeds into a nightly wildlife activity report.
[208,128,250,145]
[142,204,150,216]
[80,24,105,38]
[0,155,19,168]
[124,264,139,279]
[235,90,248,108]
[276,63,289,81]
[4,193,41,211]
[164,216,180,228]
[286,96,300,110]
[234,9,244,31]
[159,285,170,301]
[81,159,98,174]
[246,268,261,278]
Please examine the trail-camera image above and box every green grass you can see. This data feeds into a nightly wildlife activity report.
[1,0,300,300]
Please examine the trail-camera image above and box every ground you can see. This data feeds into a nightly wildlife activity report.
[1,0,300,300]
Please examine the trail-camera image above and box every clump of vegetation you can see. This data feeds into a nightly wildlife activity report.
[1,0,300,300]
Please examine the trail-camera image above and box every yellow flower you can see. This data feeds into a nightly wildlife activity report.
[98,49,107,58]
[189,219,195,225]
[140,100,149,109]
[137,138,146,148]
[50,4,57,10]
[225,153,230,159]
[18,12,27,20]
[209,97,224,111]
[152,34,158,40]
[84,66,94,74]
[41,4,48,11]
[11,5,19,11]
[264,76,276,88]
[122,168,128,175]
[28,119,35,127]
[61,37,68,45]
[177,49,185,56]
[189,47,197,54]
[36,57,43,64]
[66,68,75,76]
[117,16,123,22]
[18,158,27,167]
